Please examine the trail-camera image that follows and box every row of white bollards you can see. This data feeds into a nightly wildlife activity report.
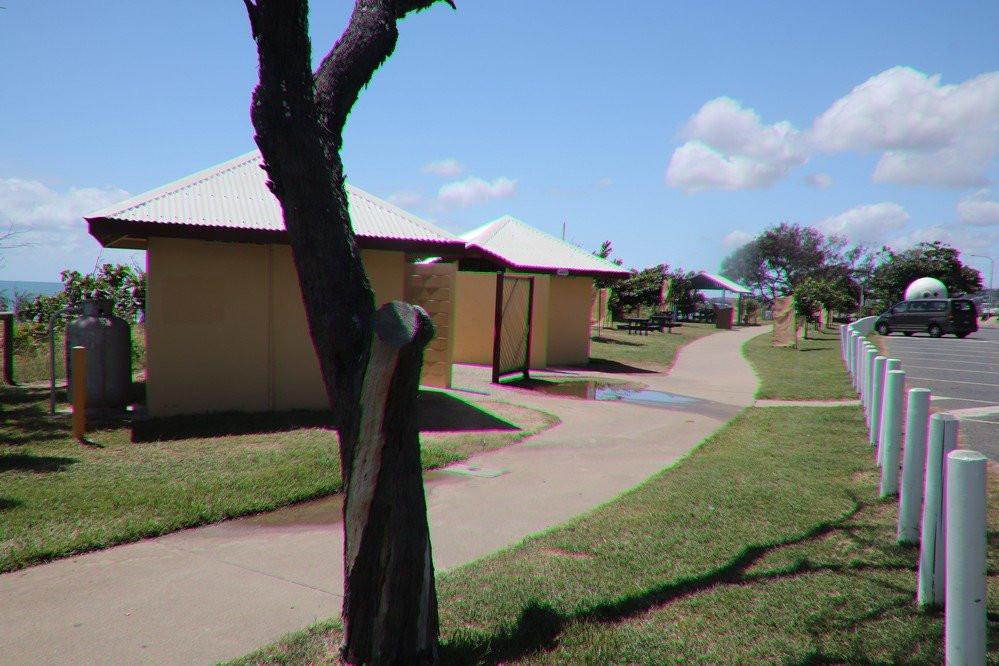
[839,323,987,664]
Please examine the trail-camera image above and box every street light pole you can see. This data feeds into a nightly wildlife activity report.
[968,254,995,315]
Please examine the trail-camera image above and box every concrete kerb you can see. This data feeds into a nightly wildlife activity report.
[0,326,766,665]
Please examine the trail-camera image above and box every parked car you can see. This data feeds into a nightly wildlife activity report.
[874,298,978,338]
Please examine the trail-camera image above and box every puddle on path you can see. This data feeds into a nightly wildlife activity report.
[524,379,700,408]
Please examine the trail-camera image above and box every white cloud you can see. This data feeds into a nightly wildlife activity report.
[957,189,999,226]
[421,159,465,177]
[593,177,612,190]
[438,175,516,208]
[0,177,133,279]
[388,189,422,208]
[816,202,910,245]
[665,97,808,192]
[722,230,753,249]
[806,173,834,189]
[0,178,129,250]
[888,223,999,258]
[667,67,999,191]
[811,67,999,187]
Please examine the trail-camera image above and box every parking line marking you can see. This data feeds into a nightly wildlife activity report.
[906,376,999,388]
[902,365,999,376]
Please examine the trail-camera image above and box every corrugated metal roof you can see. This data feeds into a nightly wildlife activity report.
[86,151,460,245]
[692,272,752,294]
[461,216,629,277]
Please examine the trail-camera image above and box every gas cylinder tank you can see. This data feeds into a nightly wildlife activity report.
[66,298,132,411]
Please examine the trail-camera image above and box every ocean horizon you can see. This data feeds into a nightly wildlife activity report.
[0,280,63,299]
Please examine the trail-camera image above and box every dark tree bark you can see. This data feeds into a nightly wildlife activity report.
[243,1,453,663]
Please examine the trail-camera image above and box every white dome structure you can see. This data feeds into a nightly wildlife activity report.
[904,277,948,300]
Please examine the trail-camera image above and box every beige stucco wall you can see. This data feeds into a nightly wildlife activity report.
[452,271,602,371]
[545,277,593,366]
[146,238,406,416]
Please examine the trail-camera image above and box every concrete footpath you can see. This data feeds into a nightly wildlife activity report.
[0,326,762,664]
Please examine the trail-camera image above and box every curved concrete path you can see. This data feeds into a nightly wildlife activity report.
[0,326,762,665]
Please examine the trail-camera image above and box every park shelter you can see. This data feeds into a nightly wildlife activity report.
[86,151,465,416]
[690,272,753,324]
[444,216,629,369]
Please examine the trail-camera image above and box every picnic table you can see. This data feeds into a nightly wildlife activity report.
[622,317,653,335]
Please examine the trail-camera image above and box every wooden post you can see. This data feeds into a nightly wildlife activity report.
[341,301,438,665]
[1,312,12,385]
[71,345,87,440]
[523,276,534,381]
[491,272,504,384]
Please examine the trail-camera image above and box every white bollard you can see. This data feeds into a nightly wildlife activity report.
[869,356,887,445]
[918,413,958,607]
[877,358,902,465]
[863,345,877,419]
[945,450,987,665]
[850,333,858,388]
[897,388,931,544]
[879,369,905,497]
[853,334,863,390]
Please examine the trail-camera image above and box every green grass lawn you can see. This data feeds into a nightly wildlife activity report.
[233,321,998,665]
[743,326,856,400]
[238,405,998,664]
[588,322,718,370]
[0,384,557,573]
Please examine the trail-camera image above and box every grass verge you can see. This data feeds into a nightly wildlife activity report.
[743,326,855,400]
[588,322,718,371]
[0,385,557,573]
[236,405,999,664]
[233,324,997,665]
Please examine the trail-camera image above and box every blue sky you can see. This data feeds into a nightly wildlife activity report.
[2,1,998,284]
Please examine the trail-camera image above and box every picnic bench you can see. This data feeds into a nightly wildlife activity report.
[615,313,678,335]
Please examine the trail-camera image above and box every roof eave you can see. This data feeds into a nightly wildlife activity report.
[463,245,629,279]
[86,217,467,255]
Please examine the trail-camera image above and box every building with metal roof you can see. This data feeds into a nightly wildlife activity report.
[459,216,630,279]
[86,150,465,255]
[443,216,628,370]
[85,151,463,416]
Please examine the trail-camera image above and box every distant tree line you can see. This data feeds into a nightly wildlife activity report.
[718,222,982,322]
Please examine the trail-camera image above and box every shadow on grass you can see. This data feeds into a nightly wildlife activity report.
[439,496,926,665]
[590,336,645,347]
[0,453,77,473]
[131,389,519,442]
[583,357,658,375]
[1,386,72,446]
[0,497,23,510]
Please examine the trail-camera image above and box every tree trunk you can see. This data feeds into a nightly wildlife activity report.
[243,1,453,663]
[343,302,438,665]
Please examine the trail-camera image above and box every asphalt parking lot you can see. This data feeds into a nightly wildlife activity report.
[882,322,999,463]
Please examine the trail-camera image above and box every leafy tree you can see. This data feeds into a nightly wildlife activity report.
[721,223,855,303]
[866,241,982,309]
[17,264,146,341]
[665,268,704,315]
[593,240,625,289]
[609,264,669,319]
[242,1,452,662]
